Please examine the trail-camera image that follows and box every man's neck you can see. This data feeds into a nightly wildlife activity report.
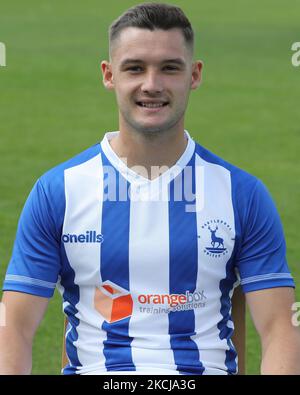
[109,128,188,180]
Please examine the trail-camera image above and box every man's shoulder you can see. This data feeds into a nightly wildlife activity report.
[193,141,259,190]
[41,143,100,180]
[38,143,101,193]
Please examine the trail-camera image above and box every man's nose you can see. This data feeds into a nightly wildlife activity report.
[141,71,163,94]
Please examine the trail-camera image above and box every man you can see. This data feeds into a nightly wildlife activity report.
[0,2,300,375]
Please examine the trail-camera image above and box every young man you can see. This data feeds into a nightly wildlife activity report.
[0,3,300,375]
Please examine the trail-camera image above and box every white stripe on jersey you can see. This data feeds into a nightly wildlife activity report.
[63,153,106,371]
[193,154,237,373]
[128,185,177,370]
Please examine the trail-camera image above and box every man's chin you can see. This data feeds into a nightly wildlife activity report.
[136,126,165,134]
[130,121,178,135]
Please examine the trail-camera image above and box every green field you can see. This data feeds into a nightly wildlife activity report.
[0,0,299,374]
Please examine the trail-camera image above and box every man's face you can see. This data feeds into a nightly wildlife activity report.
[102,27,202,135]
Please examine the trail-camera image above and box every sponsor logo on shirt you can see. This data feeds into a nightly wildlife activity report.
[93,281,207,322]
[94,281,133,323]
[138,290,207,314]
[61,231,104,244]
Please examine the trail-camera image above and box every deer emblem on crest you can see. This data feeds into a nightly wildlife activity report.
[202,219,234,258]
[208,226,224,249]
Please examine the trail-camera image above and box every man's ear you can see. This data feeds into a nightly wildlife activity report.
[191,60,203,90]
[101,61,114,90]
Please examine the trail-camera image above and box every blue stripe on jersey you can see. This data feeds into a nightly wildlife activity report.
[60,243,81,373]
[100,152,135,372]
[218,267,238,374]
[168,157,205,375]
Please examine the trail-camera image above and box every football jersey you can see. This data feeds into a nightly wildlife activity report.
[2,131,295,375]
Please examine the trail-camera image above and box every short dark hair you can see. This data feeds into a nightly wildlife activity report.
[109,2,194,55]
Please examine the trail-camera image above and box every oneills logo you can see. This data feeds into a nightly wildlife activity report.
[62,231,103,244]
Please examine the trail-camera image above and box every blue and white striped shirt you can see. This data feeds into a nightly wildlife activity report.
[3,131,294,375]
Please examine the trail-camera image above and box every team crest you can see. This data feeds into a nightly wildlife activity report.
[200,219,233,258]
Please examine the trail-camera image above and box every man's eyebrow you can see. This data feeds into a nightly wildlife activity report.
[120,59,143,68]
[119,58,186,68]
[162,58,186,66]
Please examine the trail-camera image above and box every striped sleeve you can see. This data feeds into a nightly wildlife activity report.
[2,179,61,298]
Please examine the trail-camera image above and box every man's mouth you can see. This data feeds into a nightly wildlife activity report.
[136,101,169,108]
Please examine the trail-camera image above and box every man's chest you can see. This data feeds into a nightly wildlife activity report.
[61,198,236,290]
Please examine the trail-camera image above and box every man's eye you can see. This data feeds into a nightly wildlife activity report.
[163,66,179,71]
[126,66,143,72]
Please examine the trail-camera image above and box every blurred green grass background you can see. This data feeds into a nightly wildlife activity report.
[0,0,299,374]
